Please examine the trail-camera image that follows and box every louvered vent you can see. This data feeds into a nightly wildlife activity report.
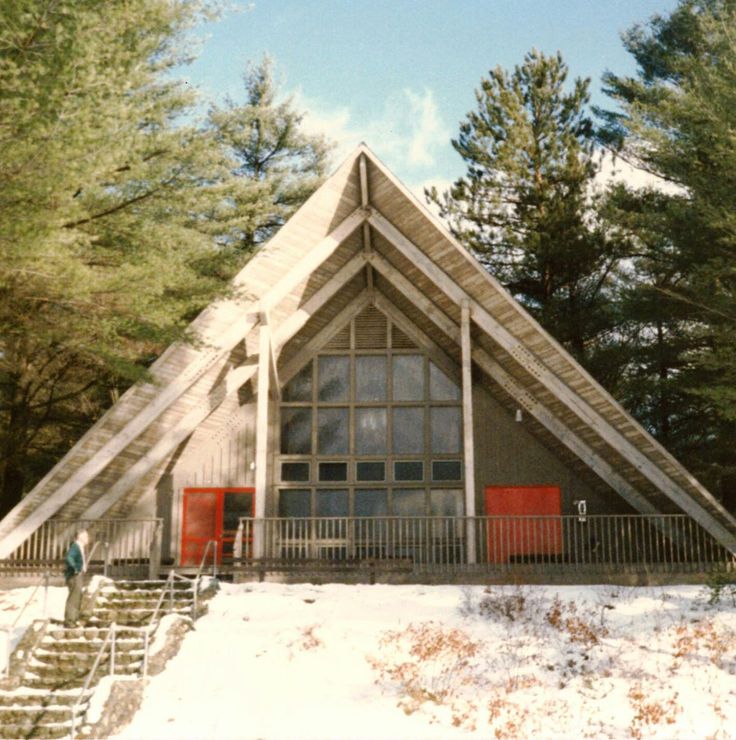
[391,324,417,349]
[324,325,350,349]
[355,305,387,349]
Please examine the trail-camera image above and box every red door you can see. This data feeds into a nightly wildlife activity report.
[484,485,562,563]
[181,487,254,566]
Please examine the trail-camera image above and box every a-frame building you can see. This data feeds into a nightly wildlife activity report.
[1,146,735,575]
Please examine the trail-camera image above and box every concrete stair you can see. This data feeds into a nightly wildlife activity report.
[0,689,91,739]
[0,576,200,738]
[89,579,197,627]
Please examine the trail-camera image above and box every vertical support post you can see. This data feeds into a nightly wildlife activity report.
[461,301,477,564]
[110,626,116,675]
[43,572,49,618]
[234,520,244,565]
[143,629,149,677]
[359,153,374,290]
[254,314,271,559]
[103,541,110,578]
[148,521,162,581]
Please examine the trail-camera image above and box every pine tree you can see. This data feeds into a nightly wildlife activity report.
[0,4,327,515]
[599,0,736,493]
[207,57,331,253]
[429,50,625,369]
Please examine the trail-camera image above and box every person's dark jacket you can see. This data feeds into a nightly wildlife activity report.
[64,541,84,581]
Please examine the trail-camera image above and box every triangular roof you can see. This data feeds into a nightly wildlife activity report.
[2,144,735,556]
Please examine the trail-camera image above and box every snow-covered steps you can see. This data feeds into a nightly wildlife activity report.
[0,688,91,739]
[87,579,199,626]
[21,627,146,690]
[0,577,201,738]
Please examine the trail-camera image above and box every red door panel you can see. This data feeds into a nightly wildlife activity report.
[484,485,562,563]
[181,487,254,565]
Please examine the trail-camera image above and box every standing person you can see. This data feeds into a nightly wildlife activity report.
[64,529,89,627]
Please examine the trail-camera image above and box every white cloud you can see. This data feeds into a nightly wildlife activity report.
[291,87,451,179]
[596,151,684,195]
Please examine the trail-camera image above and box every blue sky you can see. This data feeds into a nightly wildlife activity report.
[180,0,678,194]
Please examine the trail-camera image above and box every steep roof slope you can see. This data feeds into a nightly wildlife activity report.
[1,145,734,556]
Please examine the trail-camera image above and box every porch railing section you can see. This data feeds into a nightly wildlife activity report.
[233,514,734,575]
[5,518,163,578]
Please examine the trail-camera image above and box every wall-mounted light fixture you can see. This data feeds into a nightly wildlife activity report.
[515,408,523,422]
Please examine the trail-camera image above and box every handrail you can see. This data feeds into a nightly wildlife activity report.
[69,622,115,739]
[1,571,49,678]
[192,540,217,620]
[234,513,732,573]
[148,570,176,628]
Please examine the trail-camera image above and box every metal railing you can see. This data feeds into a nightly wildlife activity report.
[232,514,734,575]
[192,541,217,620]
[71,562,212,739]
[69,622,151,740]
[149,570,189,626]
[1,572,50,678]
[86,541,110,578]
[5,518,162,578]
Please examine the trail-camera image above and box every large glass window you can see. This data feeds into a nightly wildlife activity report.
[356,356,387,401]
[318,356,349,402]
[280,408,312,454]
[283,362,312,402]
[392,488,426,516]
[430,362,460,401]
[355,489,388,516]
[278,309,464,520]
[279,489,311,517]
[317,408,348,455]
[431,407,462,453]
[392,355,424,401]
[355,408,387,455]
[392,407,424,454]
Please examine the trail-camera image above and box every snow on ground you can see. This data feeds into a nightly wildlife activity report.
[3,580,736,738]
[0,582,67,673]
[112,582,735,740]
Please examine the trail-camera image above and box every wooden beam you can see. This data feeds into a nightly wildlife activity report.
[359,154,370,208]
[368,209,736,548]
[270,252,365,355]
[80,362,258,520]
[78,272,369,523]
[461,301,477,563]
[0,209,368,557]
[369,249,660,515]
[259,207,366,312]
[254,315,271,558]
[360,146,715,510]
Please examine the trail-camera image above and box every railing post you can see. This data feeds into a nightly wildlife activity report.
[143,629,149,677]
[212,541,218,579]
[149,520,162,580]
[103,541,110,578]
[43,572,49,618]
[234,521,244,565]
[110,625,116,675]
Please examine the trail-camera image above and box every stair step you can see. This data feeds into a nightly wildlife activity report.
[0,705,85,722]
[96,591,194,608]
[0,575,206,736]
[47,627,145,640]
[111,580,193,591]
[0,689,92,707]
[40,639,145,654]
[0,721,73,739]
[29,652,144,673]
[24,663,140,689]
